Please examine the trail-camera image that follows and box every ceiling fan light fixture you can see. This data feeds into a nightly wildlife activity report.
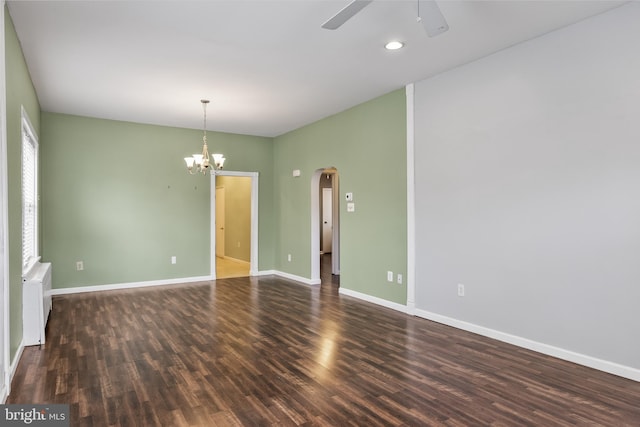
[385,41,404,50]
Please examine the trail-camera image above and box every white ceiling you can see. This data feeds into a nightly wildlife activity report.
[7,1,625,137]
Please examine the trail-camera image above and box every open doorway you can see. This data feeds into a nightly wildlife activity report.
[311,168,340,285]
[211,171,259,279]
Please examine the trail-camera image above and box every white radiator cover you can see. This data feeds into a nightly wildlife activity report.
[22,262,52,346]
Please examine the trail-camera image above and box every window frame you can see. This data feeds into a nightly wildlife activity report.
[21,107,39,275]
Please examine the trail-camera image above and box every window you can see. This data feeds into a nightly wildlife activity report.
[22,109,38,272]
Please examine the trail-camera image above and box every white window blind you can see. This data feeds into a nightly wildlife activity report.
[22,117,38,271]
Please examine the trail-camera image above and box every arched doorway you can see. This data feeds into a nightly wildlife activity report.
[310,168,340,284]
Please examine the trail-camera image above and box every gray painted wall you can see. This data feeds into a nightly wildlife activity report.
[414,3,640,370]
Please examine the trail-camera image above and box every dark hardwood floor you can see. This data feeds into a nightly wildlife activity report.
[8,266,640,426]
[320,253,339,286]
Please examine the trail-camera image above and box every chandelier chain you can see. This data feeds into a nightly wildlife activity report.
[202,100,208,144]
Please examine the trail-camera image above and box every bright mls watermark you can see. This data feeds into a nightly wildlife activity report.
[0,405,69,426]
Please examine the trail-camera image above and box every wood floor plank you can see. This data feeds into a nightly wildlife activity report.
[7,268,640,426]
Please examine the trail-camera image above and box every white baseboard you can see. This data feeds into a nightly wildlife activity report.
[46,273,639,382]
[221,256,250,265]
[10,340,24,380]
[333,288,640,382]
[255,270,321,286]
[415,308,640,383]
[275,271,321,285]
[0,370,8,404]
[7,339,25,395]
[339,288,410,314]
[50,276,214,296]
[254,269,275,276]
[1,340,25,403]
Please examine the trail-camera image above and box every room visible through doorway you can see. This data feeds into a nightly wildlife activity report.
[215,175,252,279]
[311,167,340,284]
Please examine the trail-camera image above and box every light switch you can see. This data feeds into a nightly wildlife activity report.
[347,202,355,212]
[345,192,353,201]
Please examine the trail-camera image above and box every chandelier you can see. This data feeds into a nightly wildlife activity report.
[184,99,226,174]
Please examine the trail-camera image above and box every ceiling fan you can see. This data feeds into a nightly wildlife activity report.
[321,0,449,38]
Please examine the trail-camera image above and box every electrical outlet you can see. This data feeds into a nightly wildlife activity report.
[171,256,176,265]
[76,261,84,271]
[387,271,393,282]
[458,283,465,297]
[397,274,403,284]
[288,254,292,262]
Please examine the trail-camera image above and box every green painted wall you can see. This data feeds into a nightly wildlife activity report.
[5,8,41,362]
[274,89,407,304]
[216,176,251,262]
[41,113,274,289]
[42,90,406,306]
[8,10,407,369]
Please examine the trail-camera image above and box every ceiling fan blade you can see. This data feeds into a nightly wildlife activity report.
[418,0,449,37]
[321,0,373,30]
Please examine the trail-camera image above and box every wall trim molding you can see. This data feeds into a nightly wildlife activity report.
[47,271,640,382]
[52,271,323,296]
[405,83,416,314]
[49,276,214,296]
[9,340,23,380]
[339,288,410,314]
[275,270,321,286]
[254,270,277,277]
[0,0,10,403]
[415,308,640,383]
[334,283,640,383]
[255,270,321,286]
[222,256,250,265]
[277,271,321,286]
[5,338,25,401]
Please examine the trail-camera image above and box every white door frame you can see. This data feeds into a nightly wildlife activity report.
[215,186,225,258]
[210,171,259,279]
[331,173,340,275]
[0,2,10,402]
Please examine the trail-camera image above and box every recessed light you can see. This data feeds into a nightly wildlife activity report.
[385,41,404,50]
